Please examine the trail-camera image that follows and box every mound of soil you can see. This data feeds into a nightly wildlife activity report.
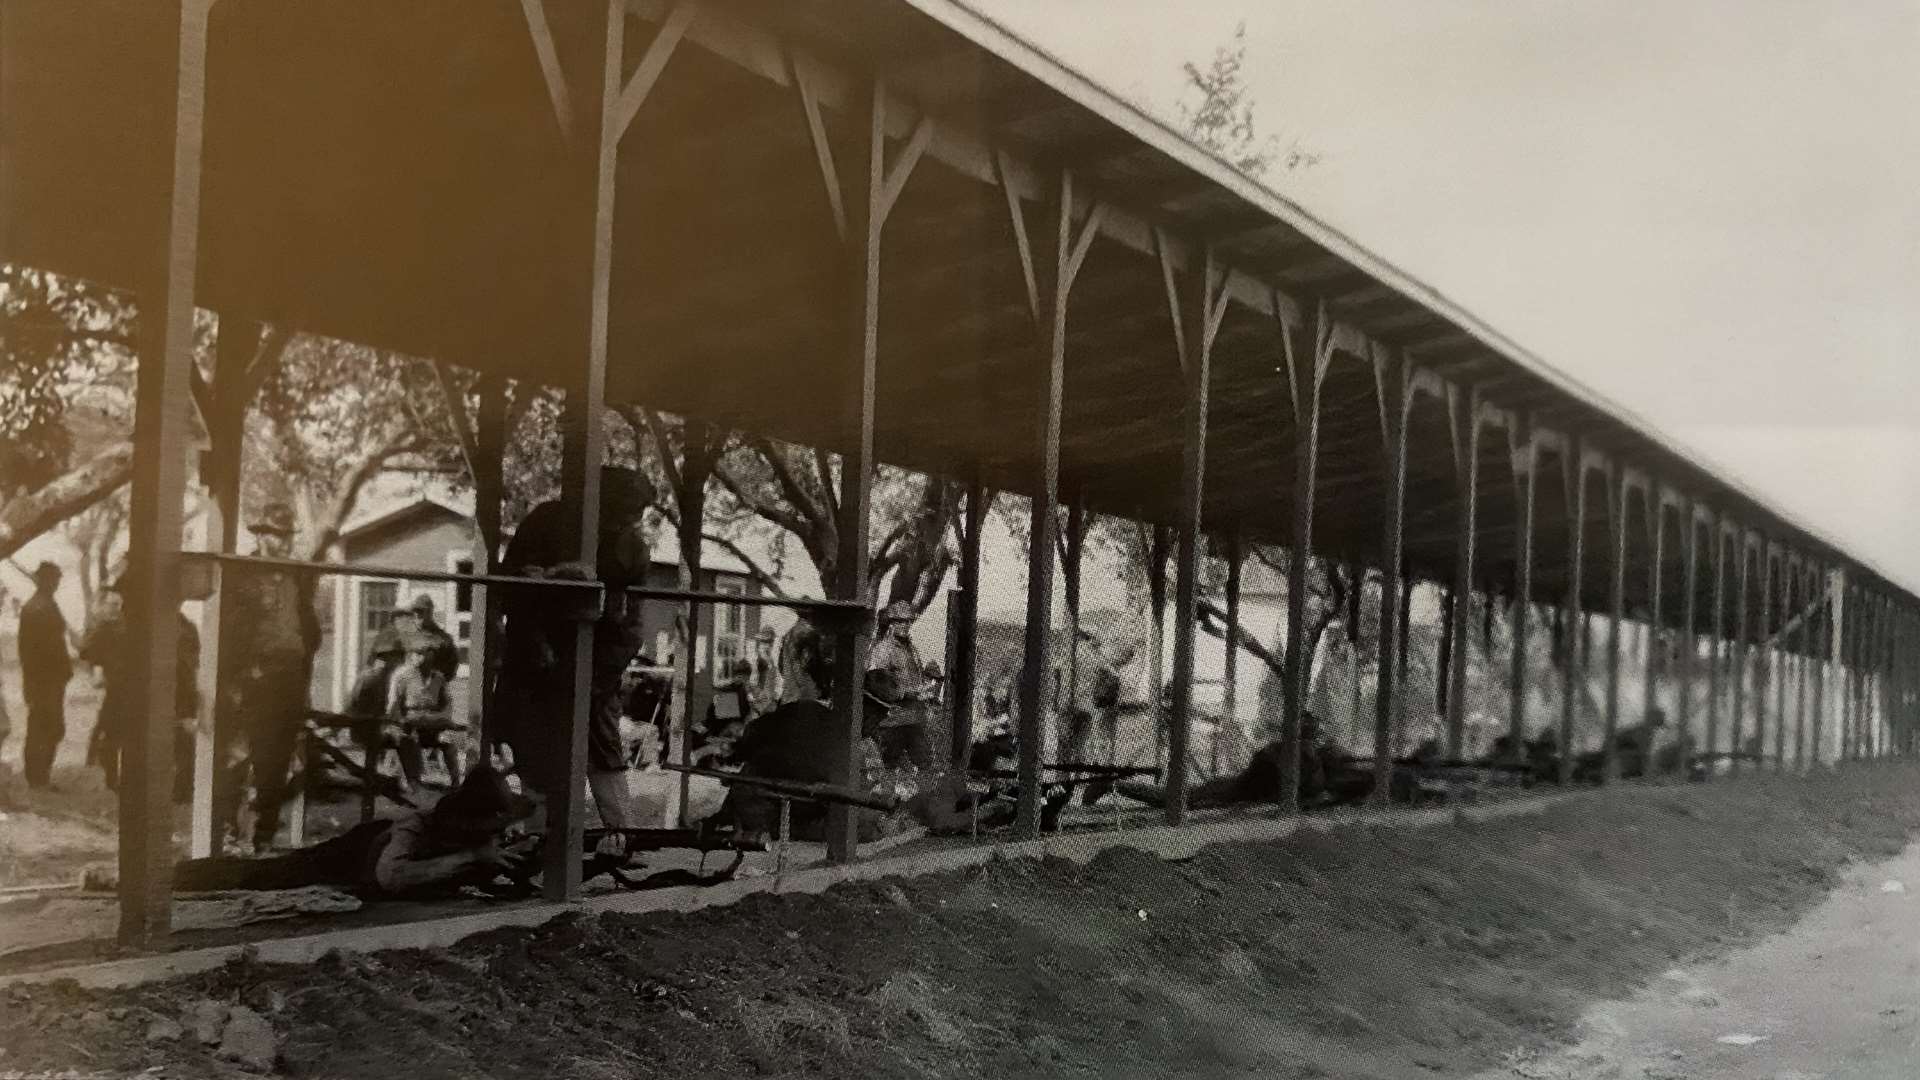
[6,764,1920,1080]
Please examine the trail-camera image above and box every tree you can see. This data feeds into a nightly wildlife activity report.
[707,435,963,613]
[247,335,464,562]
[1177,22,1319,178]
[0,267,141,563]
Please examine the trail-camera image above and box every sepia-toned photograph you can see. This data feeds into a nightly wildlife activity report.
[1,2,1916,1076]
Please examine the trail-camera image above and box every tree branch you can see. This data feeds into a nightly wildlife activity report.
[0,446,135,564]
[710,455,812,539]
[305,436,426,561]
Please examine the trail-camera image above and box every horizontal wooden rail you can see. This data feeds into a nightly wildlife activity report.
[178,552,868,618]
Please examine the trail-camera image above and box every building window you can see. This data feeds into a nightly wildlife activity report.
[453,556,474,615]
[714,578,746,675]
[360,581,400,638]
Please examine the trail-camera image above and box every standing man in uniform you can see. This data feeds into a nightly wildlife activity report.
[494,465,653,826]
[867,601,942,771]
[17,562,72,790]
[222,503,321,851]
[403,594,460,686]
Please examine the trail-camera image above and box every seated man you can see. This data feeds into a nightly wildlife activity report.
[714,664,893,846]
[1110,712,1338,811]
[389,632,464,791]
[171,751,533,899]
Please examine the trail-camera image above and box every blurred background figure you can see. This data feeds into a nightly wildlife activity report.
[16,561,71,791]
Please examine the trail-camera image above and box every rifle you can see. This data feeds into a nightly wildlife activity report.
[660,762,902,812]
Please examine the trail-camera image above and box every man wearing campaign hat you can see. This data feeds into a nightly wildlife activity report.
[16,561,72,789]
[219,500,321,850]
[866,600,945,771]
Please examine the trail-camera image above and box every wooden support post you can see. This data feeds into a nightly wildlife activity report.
[1878,594,1893,758]
[189,316,255,858]
[1371,349,1412,803]
[1060,490,1086,766]
[950,477,986,768]
[1675,499,1700,777]
[1821,567,1843,767]
[542,0,628,901]
[1149,525,1169,771]
[1509,421,1535,744]
[1706,522,1727,774]
[1219,534,1243,776]
[468,375,508,747]
[1758,549,1774,768]
[119,0,214,946]
[1789,564,1804,764]
[1840,584,1854,761]
[1398,569,1414,755]
[1445,388,1479,761]
[1642,487,1667,742]
[1557,445,1589,785]
[1280,303,1333,809]
[1729,534,1752,775]
[824,76,885,861]
[1772,554,1794,772]
[1013,170,1098,838]
[1601,465,1627,783]
[1161,239,1225,826]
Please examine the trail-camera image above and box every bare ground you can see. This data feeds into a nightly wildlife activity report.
[4,764,1919,1079]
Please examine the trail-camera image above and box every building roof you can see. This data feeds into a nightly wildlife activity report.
[339,494,756,577]
[1,0,1901,642]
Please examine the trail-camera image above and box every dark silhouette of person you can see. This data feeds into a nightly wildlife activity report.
[17,562,72,789]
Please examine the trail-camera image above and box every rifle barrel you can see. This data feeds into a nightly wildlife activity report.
[661,762,900,812]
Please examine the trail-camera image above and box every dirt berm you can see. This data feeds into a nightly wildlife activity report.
[6,764,1919,1079]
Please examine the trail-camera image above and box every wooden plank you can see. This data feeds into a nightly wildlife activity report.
[1445,386,1479,759]
[118,0,215,947]
[1557,441,1588,786]
[1014,168,1075,839]
[1601,464,1626,783]
[542,0,625,902]
[1705,519,1727,771]
[1820,567,1842,766]
[1508,414,1536,744]
[189,315,254,859]
[469,376,508,745]
[1219,534,1242,776]
[1729,532,1753,774]
[1373,350,1411,804]
[1165,247,1216,826]
[825,75,885,864]
[949,478,986,767]
[518,0,575,144]
[611,0,701,143]
[1772,554,1794,771]
[1792,561,1806,768]
[1675,499,1699,776]
[1642,486,1667,751]
[1754,543,1774,773]
[1281,305,1332,811]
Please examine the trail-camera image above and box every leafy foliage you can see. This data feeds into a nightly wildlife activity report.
[1176,22,1319,178]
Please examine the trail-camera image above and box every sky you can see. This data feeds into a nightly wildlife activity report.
[961,0,1920,594]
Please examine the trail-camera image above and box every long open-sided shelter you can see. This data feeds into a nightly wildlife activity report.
[6,0,1918,946]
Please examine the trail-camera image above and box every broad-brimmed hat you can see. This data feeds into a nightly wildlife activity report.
[32,560,62,584]
[249,502,296,537]
[408,594,436,616]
